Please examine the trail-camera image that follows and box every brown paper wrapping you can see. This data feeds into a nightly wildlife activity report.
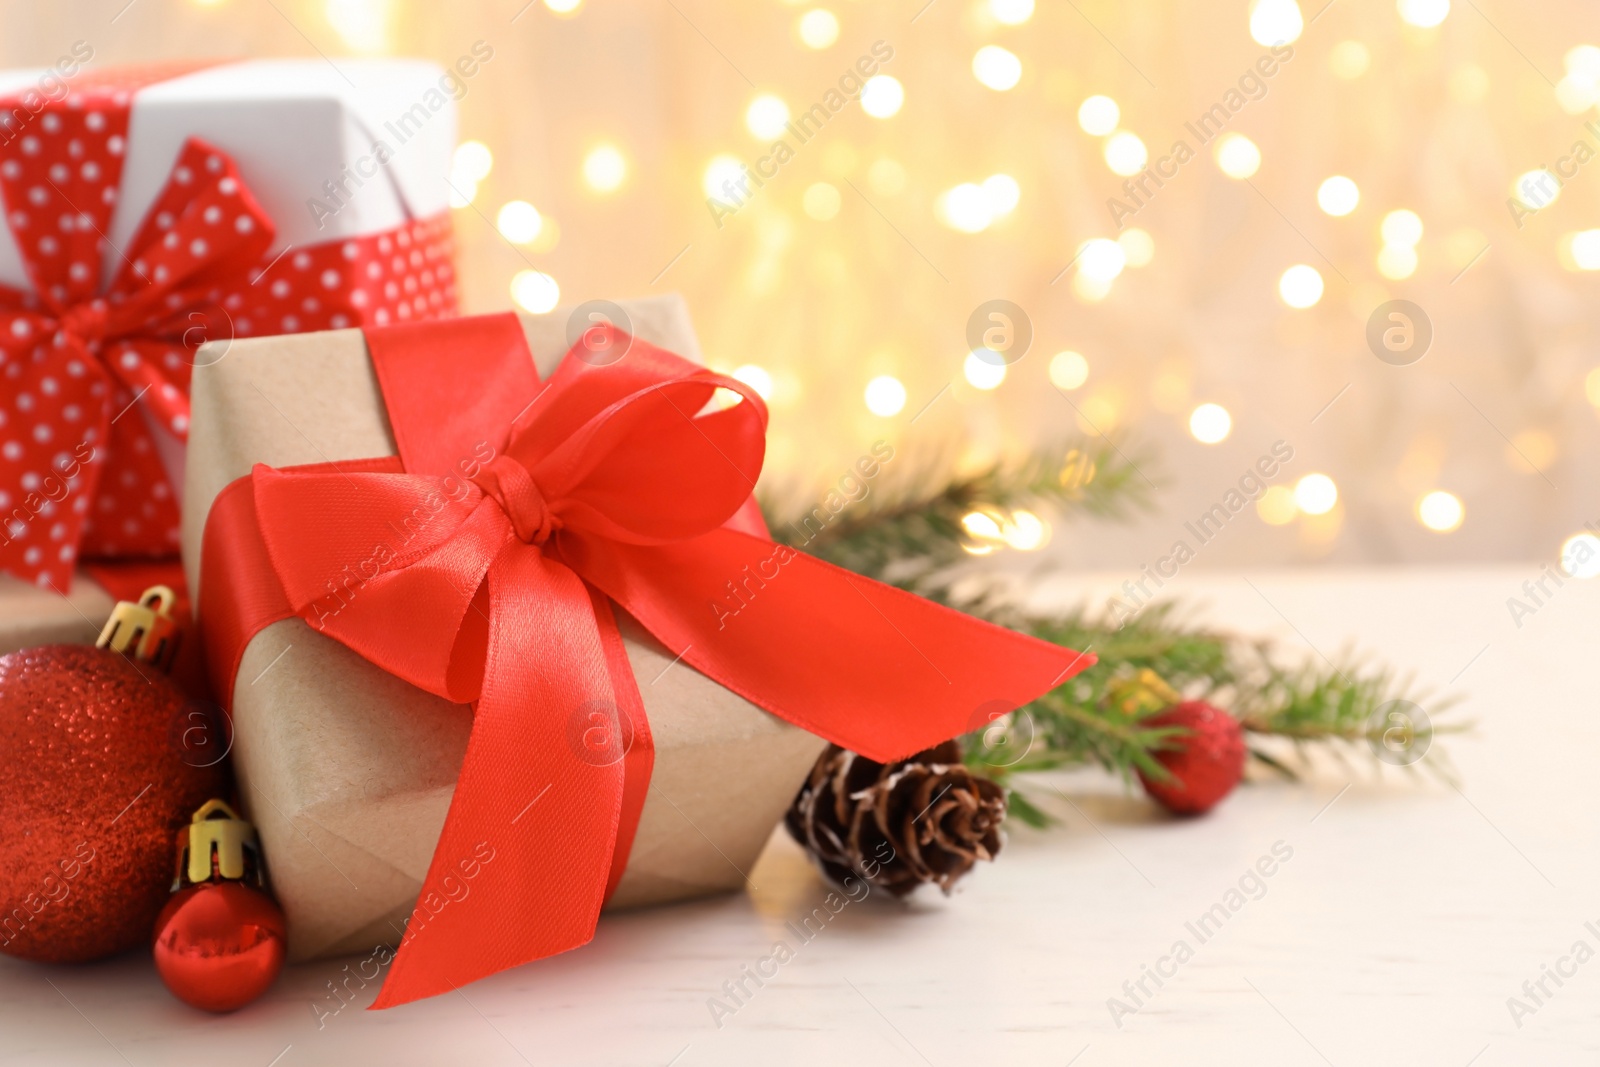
[182,296,828,962]
[0,573,115,656]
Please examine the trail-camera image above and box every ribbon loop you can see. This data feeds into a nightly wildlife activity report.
[508,364,768,548]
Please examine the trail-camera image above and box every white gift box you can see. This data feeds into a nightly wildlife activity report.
[0,56,457,291]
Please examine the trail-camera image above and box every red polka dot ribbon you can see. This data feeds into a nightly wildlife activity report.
[0,65,457,590]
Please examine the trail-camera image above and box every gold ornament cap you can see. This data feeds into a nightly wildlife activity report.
[96,584,180,671]
[1107,668,1183,715]
[172,800,266,891]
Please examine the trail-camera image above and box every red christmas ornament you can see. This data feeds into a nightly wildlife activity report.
[1137,700,1246,816]
[152,800,285,1012]
[0,587,227,963]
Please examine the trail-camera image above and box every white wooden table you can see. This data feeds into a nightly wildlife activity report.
[3,566,1596,1065]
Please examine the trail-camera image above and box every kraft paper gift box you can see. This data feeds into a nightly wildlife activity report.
[0,57,460,640]
[0,575,114,655]
[182,295,830,962]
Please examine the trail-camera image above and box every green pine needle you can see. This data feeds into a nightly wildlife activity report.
[964,602,1467,790]
[1003,788,1054,829]
[767,436,1156,589]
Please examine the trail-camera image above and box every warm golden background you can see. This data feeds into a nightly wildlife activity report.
[9,0,1599,579]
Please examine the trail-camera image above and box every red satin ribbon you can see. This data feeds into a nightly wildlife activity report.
[199,313,1094,1007]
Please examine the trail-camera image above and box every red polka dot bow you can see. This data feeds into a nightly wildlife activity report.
[0,126,273,589]
[0,69,460,591]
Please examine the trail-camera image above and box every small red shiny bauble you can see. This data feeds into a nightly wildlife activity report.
[0,644,226,962]
[153,880,286,1012]
[1137,700,1247,816]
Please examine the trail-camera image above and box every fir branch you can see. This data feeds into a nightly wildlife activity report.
[764,441,1465,819]
[1228,643,1469,779]
[767,438,1157,587]
[963,603,1219,783]
[962,602,1467,792]
[1230,642,1434,738]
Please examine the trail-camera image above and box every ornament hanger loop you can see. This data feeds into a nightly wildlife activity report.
[96,584,180,671]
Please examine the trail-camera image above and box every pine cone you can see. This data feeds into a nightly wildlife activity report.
[784,740,1006,898]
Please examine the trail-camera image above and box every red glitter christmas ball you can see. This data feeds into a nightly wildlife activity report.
[152,880,286,1012]
[0,644,227,963]
[1137,700,1246,816]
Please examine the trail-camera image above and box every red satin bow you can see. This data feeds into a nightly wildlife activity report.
[202,315,1094,1007]
[0,132,274,586]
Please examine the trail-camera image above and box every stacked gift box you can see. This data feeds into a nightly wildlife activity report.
[0,58,457,642]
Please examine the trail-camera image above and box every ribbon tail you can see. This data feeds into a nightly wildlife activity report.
[101,338,192,438]
[370,544,628,1009]
[0,348,111,590]
[80,375,182,561]
[562,527,1097,763]
[588,588,654,900]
